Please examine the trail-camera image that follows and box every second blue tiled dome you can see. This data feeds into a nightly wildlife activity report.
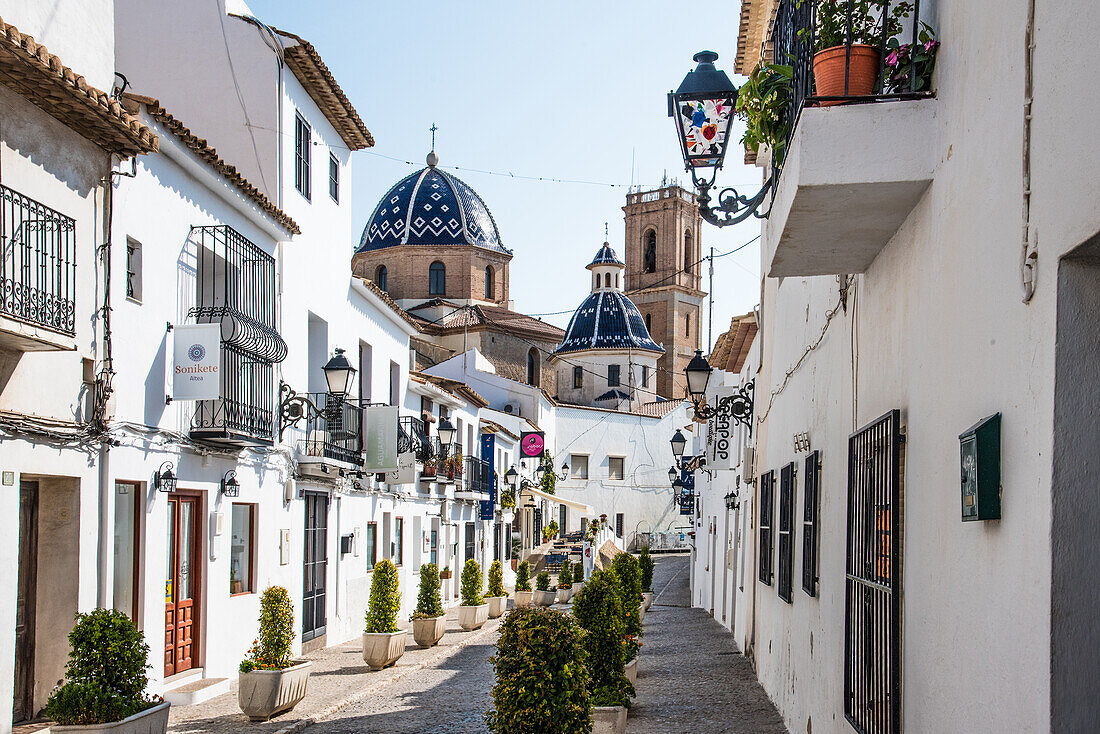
[554,291,664,355]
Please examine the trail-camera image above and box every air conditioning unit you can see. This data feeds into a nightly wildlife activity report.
[503,401,522,416]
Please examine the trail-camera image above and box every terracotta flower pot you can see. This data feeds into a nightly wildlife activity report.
[238,661,312,721]
[591,705,628,734]
[52,701,171,733]
[412,616,446,648]
[813,44,881,105]
[362,630,407,670]
[487,595,509,618]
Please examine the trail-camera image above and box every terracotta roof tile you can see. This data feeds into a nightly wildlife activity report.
[0,16,157,156]
[122,93,298,235]
[710,312,758,374]
[736,0,780,75]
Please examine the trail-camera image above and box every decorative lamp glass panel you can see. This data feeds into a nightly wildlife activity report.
[669,51,738,172]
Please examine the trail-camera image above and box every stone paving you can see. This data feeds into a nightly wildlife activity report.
[168,554,787,733]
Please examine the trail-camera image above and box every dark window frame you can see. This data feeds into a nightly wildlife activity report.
[394,517,404,566]
[295,112,311,200]
[759,470,775,585]
[643,229,657,274]
[802,451,821,597]
[328,152,339,202]
[484,265,494,299]
[365,522,378,570]
[615,513,624,538]
[642,365,649,387]
[608,364,621,387]
[375,265,387,292]
[125,238,142,303]
[608,456,624,481]
[230,503,257,597]
[429,261,446,295]
[573,365,583,389]
[777,462,796,603]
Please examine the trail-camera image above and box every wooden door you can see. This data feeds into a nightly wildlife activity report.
[164,494,201,677]
[14,480,38,723]
[302,493,328,642]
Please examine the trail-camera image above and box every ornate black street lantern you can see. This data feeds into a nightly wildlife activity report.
[670,429,687,461]
[322,348,356,398]
[669,51,775,227]
[279,347,357,439]
[668,466,679,484]
[154,461,177,492]
[220,470,240,497]
[504,466,518,489]
[683,350,755,432]
[437,416,456,447]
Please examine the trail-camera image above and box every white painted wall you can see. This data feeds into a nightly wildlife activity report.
[4,0,117,92]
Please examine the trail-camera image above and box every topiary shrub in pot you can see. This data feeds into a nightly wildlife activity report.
[513,560,533,608]
[411,562,446,648]
[610,552,643,640]
[458,559,489,631]
[46,608,169,733]
[485,607,591,734]
[239,586,312,721]
[362,559,407,670]
[486,559,509,618]
[534,570,556,607]
[639,545,655,611]
[557,559,574,603]
[573,570,634,734]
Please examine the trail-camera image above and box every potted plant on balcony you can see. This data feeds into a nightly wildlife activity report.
[362,559,407,670]
[411,562,446,648]
[485,607,590,733]
[573,571,634,734]
[501,488,516,510]
[486,559,509,618]
[238,586,312,721]
[534,571,556,607]
[884,22,940,92]
[736,62,794,165]
[46,609,169,733]
[458,559,489,630]
[809,0,913,101]
[454,450,464,478]
[513,560,533,608]
[422,458,437,479]
[557,559,574,603]
[439,565,452,580]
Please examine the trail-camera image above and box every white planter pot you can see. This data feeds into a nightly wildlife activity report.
[514,590,534,608]
[238,660,312,721]
[362,630,408,670]
[572,581,584,595]
[591,705,628,734]
[52,701,171,733]
[557,586,572,603]
[639,603,646,624]
[487,595,509,618]
[625,656,638,685]
[533,590,557,607]
[458,603,489,631]
[412,616,446,648]
[642,591,653,611]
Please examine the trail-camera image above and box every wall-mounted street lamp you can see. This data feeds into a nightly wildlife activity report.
[670,429,687,461]
[669,51,774,227]
[537,458,569,482]
[220,470,240,497]
[154,461,177,493]
[279,348,357,439]
[683,350,754,432]
[504,465,518,490]
[668,466,679,484]
[437,416,456,447]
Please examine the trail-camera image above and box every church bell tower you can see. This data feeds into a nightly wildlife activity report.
[623,185,706,400]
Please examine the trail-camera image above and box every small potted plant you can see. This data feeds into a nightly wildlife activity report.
[238,586,312,721]
[454,451,464,478]
[572,563,585,596]
[513,560,533,608]
[611,552,644,634]
[639,545,655,611]
[422,458,437,478]
[458,559,489,630]
[485,607,590,733]
[573,571,634,734]
[884,22,939,92]
[534,571,556,607]
[810,0,914,101]
[362,559,407,670]
[46,609,169,733]
[735,62,793,165]
[411,562,446,648]
[486,559,509,618]
[501,488,516,510]
[557,559,574,603]
[439,565,452,580]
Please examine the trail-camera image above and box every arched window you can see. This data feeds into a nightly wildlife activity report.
[684,230,693,273]
[614,273,619,288]
[685,313,691,336]
[375,264,388,292]
[643,229,657,274]
[429,261,446,295]
[594,273,599,289]
[645,313,652,332]
[604,272,611,288]
[484,265,495,299]
[526,348,540,386]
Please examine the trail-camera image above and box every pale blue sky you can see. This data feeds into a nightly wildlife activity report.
[250,0,762,346]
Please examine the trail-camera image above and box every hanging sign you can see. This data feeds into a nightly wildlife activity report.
[171,323,221,401]
[363,405,399,472]
[386,451,416,485]
[480,433,497,520]
[520,431,545,458]
[709,386,737,471]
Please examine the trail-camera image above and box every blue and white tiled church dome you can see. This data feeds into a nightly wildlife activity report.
[554,241,664,356]
[358,153,509,254]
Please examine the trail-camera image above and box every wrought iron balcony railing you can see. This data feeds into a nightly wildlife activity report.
[465,455,492,495]
[398,415,433,464]
[0,183,76,335]
[298,392,363,466]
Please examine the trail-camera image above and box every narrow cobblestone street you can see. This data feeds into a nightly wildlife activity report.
[170,554,786,734]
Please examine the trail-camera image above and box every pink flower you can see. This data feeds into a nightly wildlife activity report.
[924,39,939,52]
[885,50,900,66]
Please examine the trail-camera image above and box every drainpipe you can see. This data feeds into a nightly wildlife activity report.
[1020,0,1038,302]
[97,442,111,609]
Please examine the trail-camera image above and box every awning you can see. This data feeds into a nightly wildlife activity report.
[521,486,594,514]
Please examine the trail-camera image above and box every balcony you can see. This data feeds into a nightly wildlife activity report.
[189,225,286,445]
[456,455,492,502]
[296,393,363,467]
[0,183,77,351]
[398,415,433,464]
[765,0,937,277]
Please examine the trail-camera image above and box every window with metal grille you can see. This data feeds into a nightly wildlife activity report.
[328,153,339,202]
[573,366,583,389]
[394,517,404,565]
[126,238,142,302]
[559,504,567,538]
[802,451,821,597]
[608,364,621,387]
[778,462,796,603]
[465,522,475,562]
[429,261,445,295]
[615,513,624,538]
[295,113,311,200]
[759,470,775,585]
[844,411,901,734]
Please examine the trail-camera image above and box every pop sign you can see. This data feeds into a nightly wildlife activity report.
[171,323,221,401]
[520,431,545,458]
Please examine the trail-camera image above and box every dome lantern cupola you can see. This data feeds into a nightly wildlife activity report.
[587,241,625,293]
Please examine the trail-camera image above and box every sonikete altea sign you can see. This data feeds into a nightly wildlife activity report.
[171,323,221,401]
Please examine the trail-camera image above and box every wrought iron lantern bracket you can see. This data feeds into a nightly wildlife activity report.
[691,380,755,432]
[693,171,775,228]
[278,381,341,441]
